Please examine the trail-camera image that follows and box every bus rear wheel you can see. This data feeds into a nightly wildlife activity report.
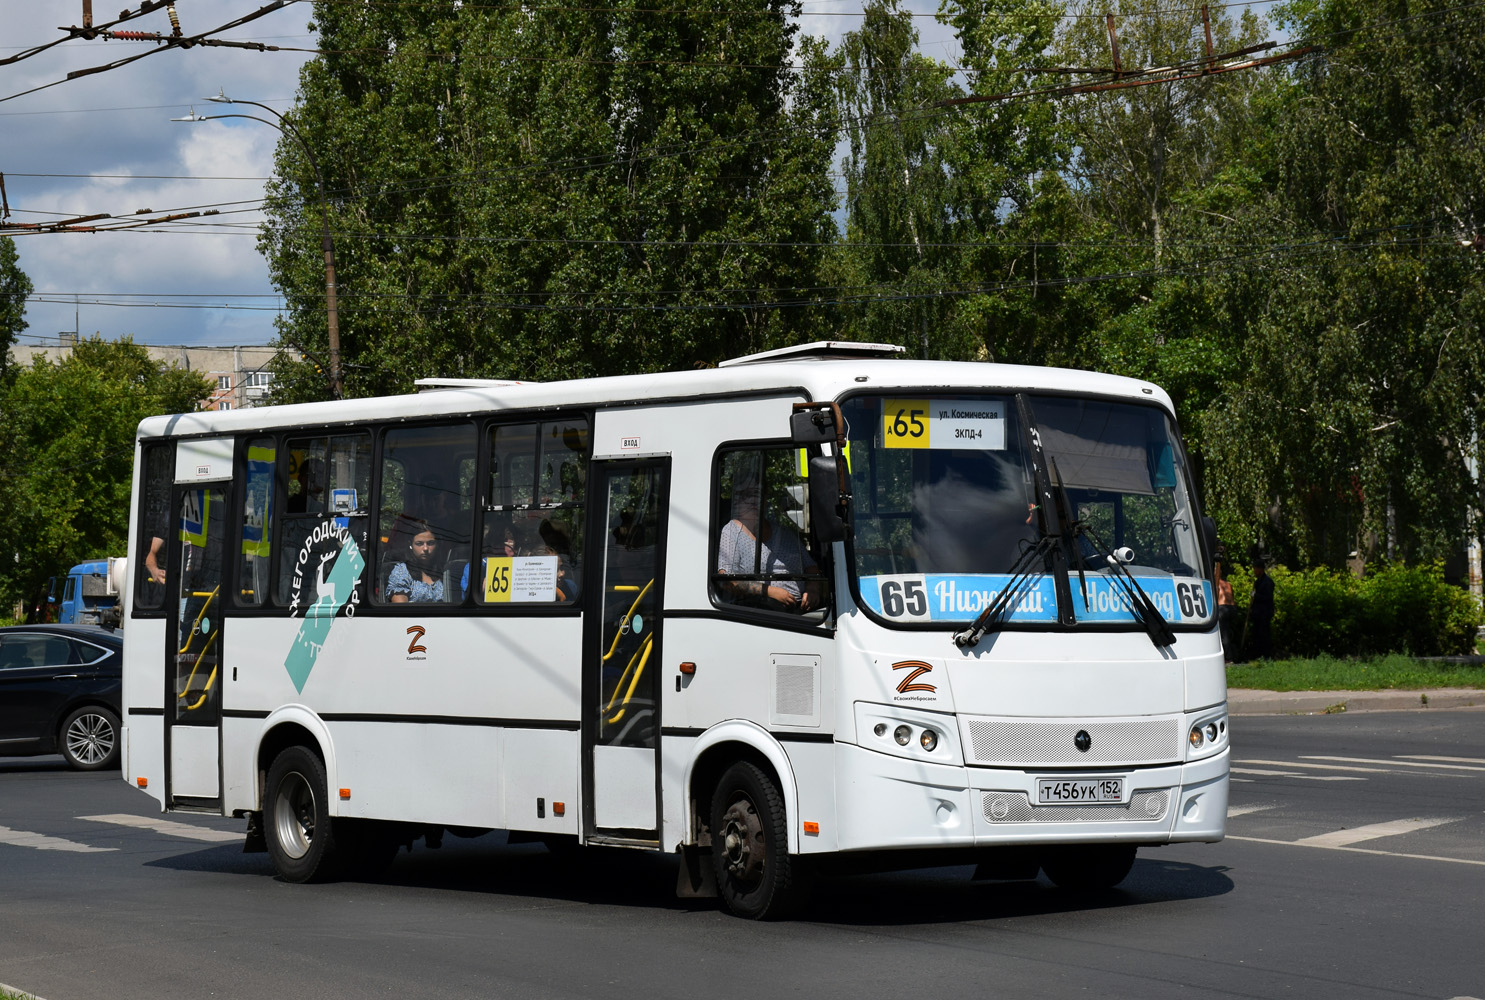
[264,746,342,883]
[709,761,807,919]
[1041,844,1137,890]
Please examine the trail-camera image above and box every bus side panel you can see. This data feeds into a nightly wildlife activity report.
[784,740,838,853]
[502,728,580,836]
[222,616,582,826]
[122,617,167,809]
[330,721,501,828]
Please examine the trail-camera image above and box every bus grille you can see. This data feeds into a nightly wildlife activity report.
[961,715,1182,767]
[981,789,1171,824]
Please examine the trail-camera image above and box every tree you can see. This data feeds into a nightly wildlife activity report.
[0,236,31,380]
[0,337,211,615]
[1200,0,1485,569]
[262,0,838,401]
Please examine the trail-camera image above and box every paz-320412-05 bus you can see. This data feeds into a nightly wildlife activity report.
[121,340,1227,919]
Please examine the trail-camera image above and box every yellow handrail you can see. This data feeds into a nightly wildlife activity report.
[176,586,221,712]
[604,633,654,726]
[601,578,653,663]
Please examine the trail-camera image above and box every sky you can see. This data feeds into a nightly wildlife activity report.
[0,1,965,350]
[1,0,968,350]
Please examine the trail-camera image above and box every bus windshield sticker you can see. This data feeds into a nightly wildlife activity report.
[484,555,560,602]
[882,399,1007,451]
[861,573,1212,624]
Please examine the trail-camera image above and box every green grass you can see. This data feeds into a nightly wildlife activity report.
[1227,653,1485,692]
[0,987,38,1000]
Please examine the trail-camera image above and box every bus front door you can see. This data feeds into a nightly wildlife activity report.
[584,460,669,843]
[166,484,226,806]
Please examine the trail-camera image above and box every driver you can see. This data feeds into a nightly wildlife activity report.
[716,465,818,611]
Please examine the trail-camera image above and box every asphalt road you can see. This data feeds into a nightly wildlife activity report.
[2,710,1483,1000]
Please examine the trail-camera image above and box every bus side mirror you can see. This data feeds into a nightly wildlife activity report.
[45,577,56,604]
[1202,517,1218,568]
[791,408,836,445]
[808,455,847,543]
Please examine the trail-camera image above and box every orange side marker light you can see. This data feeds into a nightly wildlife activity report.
[339,788,351,800]
[136,777,148,788]
[679,661,696,675]
[553,801,565,817]
[803,821,819,835]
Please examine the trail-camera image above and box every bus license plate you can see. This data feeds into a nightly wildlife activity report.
[1037,777,1124,805]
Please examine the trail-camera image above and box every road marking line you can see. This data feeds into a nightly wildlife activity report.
[0,825,115,853]
[1228,835,1485,867]
[1230,767,1364,781]
[1302,755,1485,772]
[1238,758,1388,773]
[1226,804,1275,817]
[1398,755,1485,766]
[78,813,242,843]
[1294,817,1462,848]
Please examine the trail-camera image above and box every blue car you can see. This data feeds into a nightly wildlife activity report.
[0,624,123,770]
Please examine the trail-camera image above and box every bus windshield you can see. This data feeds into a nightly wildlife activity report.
[842,392,1213,630]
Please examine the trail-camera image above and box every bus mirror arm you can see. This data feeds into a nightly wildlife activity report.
[807,454,848,544]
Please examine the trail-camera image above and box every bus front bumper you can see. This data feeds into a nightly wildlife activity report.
[831,741,1228,853]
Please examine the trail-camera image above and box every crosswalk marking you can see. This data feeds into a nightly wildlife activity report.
[1238,758,1388,774]
[1227,834,1485,867]
[1398,755,1485,766]
[0,825,115,853]
[1293,816,1461,848]
[1302,755,1485,773]
[1231,767,1364,781]
[79,813,242,843]
[1226,803,1275,817]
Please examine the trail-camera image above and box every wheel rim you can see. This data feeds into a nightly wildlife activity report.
[65,713,115,765]
[719,794,766,891]
[273,770,317,860]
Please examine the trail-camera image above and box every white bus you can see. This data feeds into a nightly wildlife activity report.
[121,341,1228,918]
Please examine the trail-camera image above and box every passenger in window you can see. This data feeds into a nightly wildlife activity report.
[387,516,446,603]
[717,467,819,612]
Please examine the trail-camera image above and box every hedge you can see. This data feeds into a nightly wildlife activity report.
[1225,562,1482,658]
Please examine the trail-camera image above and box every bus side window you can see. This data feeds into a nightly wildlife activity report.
[237,437,275,607]
[135,443,172,613]
[374,423,477,606]
[275,433,372,607]
[712,446,829,618]
[475,418,588,606]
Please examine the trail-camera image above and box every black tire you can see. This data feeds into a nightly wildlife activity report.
[709,761,809,919]
[59,705,120,771]
[1041,845,1137,890]
[264,746,342,883]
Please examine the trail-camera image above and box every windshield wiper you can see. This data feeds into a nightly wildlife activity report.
[953,534,1057,648]
[953,395,1073,648]
[1052,460,1175,648]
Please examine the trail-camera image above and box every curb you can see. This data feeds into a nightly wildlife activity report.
[0,984,44,1000]
[1228,687,1485,716]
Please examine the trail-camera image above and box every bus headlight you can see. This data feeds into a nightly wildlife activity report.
[894,725,912,746]
[1189,725,1205,749]
[920,729,938,752]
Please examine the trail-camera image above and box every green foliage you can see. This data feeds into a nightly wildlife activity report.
[1226,653,1485,692]
[263,0,839,400]
[0,236,32,373]
[0,337,211,613]
[1228,561,1482,657]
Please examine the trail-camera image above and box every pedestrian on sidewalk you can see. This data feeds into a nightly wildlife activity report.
[1215,560,1236,661]
[1247,558,1275,660]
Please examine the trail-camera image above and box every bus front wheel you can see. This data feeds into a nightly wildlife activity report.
[1041,844,1137,890]
[264,746,342,883]
[709,761,808,919]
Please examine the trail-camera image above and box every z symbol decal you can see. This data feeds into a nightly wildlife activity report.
[892,660,936,694]
[406,625,428,655]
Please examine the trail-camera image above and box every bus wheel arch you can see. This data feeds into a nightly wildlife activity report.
[684,722,799,855]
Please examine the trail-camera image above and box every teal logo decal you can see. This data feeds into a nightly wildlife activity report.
[283,521,364,694]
